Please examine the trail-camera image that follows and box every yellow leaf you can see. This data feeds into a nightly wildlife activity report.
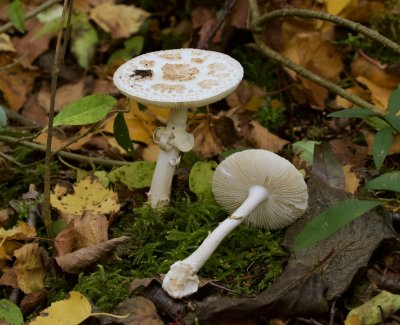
[13,243,45,294]
[50,177,121,216]
[326,0,354,15]
[90,3,150,39]
[29,291,92,325]
[0,222,36,242]
[0,33,15,52]
[363,130,400,155]
[343,165,360,194]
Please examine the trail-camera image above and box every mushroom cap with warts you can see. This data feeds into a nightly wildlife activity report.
[113,48,244,108]
[212,149,308,229]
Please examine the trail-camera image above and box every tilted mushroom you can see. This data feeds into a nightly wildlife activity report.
[162,149,308,298]
[113,49,243,208]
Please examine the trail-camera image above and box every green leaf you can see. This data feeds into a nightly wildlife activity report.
[292,140,319,165]
[54,94,116,126]
[387,85,400,115]
[71,21,98,69]
[328,108,376,118]
[372,127,393,171]
[108,161,156,189]
[113,112,135,157]
[384,114,400,133]
[0,106,7,128]
[365,116,391,130]
[0,299,23,325]
[365,171,400,192]
[8,0,25,33]
[189,161,218,202]
[294,199,381,251]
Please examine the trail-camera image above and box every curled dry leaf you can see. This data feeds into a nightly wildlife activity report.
[0,33,15,52]
[90,3,150,39]
[13,243,45,294]
[54,222,75,256]
[0,267,18,288]
[55,236,129,273]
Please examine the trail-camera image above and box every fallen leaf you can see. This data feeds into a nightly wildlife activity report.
[329,138,369,168]
[38,80,85,113]
[142,144,160,161]
[282,29,343,109]
[230,0,249,29]
[108,161,156,189]
[0,33,15,52]
[50,177,121,216]
[0,54,38,111]
[55,236,129,273]
[13,243,45,294]
[90,3,150,39]
[29,291,92,325]
[192,117,222,158]
[326,0,355,15]
[108,296,163,325]
[0,222,36,242]
[191,7,220,48]
[54,222,75,256]
[343,165,360,194]
[0,268,18,288]
[249,120,289,152]
[345,290,400,325]
[20,290,47,315]
[33,130,93,151]
[356,76,392,112]
[74,212,108,248]
[189,160,217,202]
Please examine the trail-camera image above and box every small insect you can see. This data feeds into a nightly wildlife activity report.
[130,69,152,79]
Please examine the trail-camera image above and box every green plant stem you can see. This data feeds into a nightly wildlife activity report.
[252,8,400,55]
[0,0,62,33]
[0,134,130,166]
[248,2,398,115]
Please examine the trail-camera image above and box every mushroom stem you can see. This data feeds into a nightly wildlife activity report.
[162,185,269,298]
[148,108,193,208]
[184,185,269,271]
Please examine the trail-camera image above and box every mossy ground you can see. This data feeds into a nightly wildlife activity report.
[74,198,287,311]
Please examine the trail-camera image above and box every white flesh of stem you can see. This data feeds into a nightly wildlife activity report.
[184,185,269,272]
[148,108,189,208]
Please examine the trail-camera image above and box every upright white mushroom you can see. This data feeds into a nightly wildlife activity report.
[162,149,308,298]
[113,49,243,208]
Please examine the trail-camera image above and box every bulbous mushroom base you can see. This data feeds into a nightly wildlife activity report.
[162,261,199,299]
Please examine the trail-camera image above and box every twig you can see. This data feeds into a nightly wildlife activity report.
[248,3,390,114]
[0,0,62,33]
[251,8,400,55]
[0,134,131,166]
[197,0,238,49]
[43,0,72,234]
[0,151,26,167]
[1,105,40,127]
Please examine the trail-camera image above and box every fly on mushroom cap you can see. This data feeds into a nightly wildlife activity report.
[212,149,308,229]
[113,48,244,108]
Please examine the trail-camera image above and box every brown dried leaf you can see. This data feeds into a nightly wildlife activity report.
[0,267,18,288]
[329,138,369,168]
[343,165,360,194]
[20,94,48,127]
[90,3,150,39]
[110,296,163,325]
[249,120,289,152]
[0,54,38,110]
[230,0,249,29]
[74,212,108,248]
[20,290,47,315]
[55,236,129,273]
[192,118,222,158]
[33,130,93,151]
[54,222,75,256]
[13,243,45,294]
[0,208,13,227]
[38,80,85,113]
[142,144,160,161]
[191,7,221,48]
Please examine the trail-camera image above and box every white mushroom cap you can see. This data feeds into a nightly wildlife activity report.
[212,149,308,230]
[113,48,244,109]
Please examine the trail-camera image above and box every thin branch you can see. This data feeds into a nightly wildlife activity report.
[252,8,400,55]
[0,134,131,166]
[251,39,383,114]
[43,0,75,234]
[0,0,62,33]
[248,4,395,114]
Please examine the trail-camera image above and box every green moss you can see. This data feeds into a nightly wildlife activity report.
[253,99,286,133]
[74,265,131,312]
[112,198,286,296]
